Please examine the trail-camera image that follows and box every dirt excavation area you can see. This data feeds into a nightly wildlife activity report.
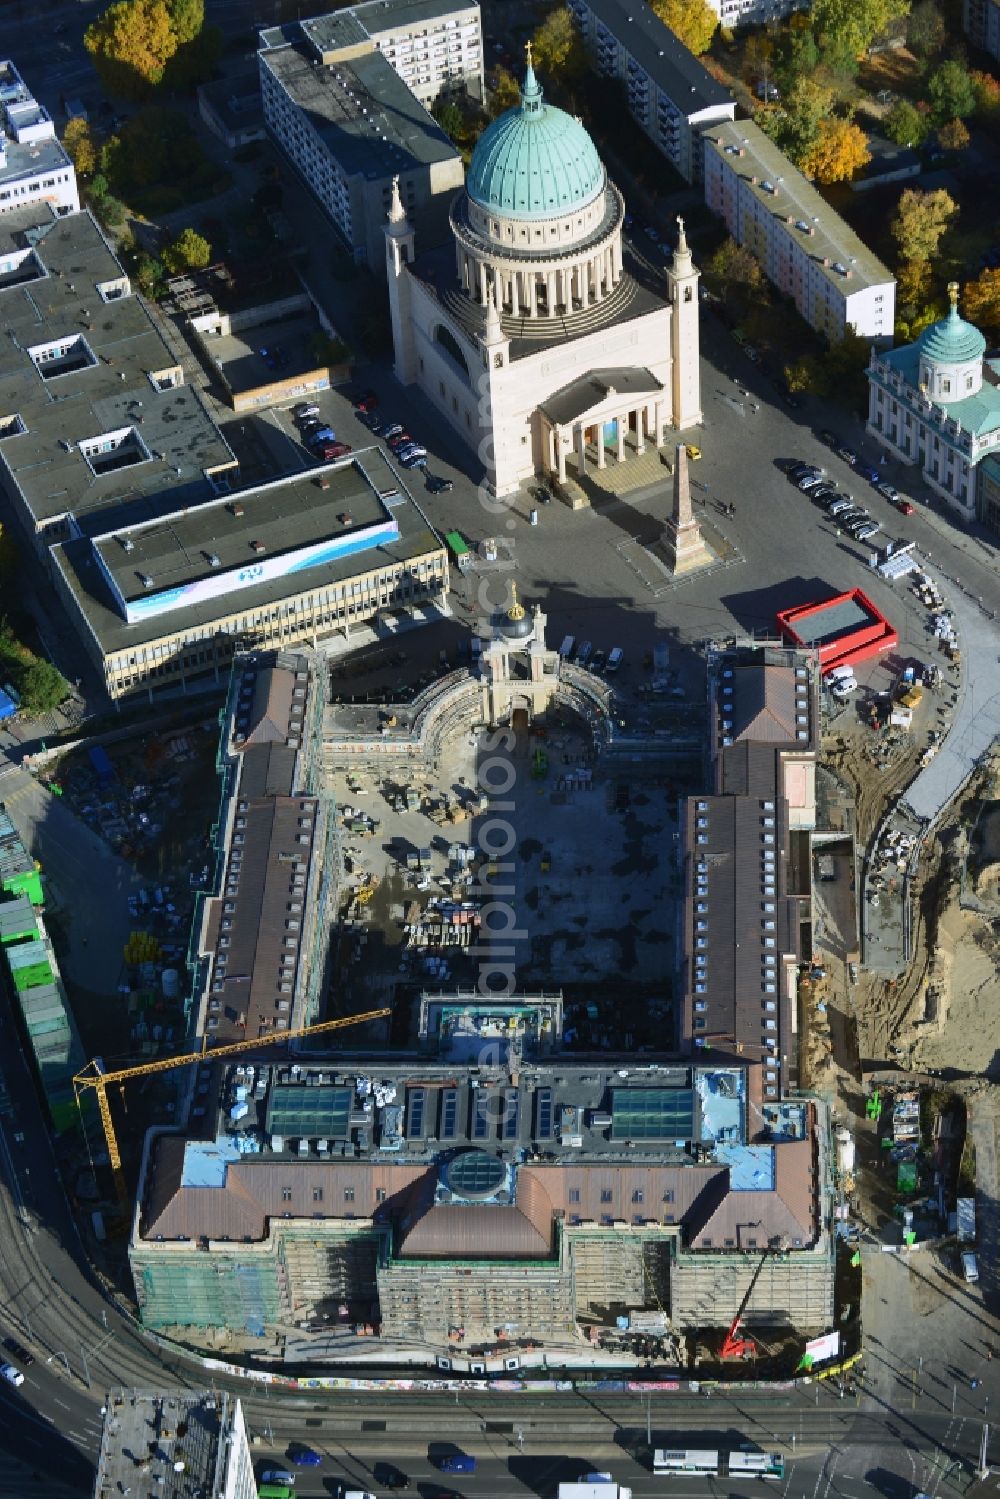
[854,751,1000,1077]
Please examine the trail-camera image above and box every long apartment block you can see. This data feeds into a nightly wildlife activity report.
[702,118,895,341]
[567,0,736,183]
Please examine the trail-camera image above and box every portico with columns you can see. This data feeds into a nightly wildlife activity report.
[538,371,667,484]
[384,52,702,498]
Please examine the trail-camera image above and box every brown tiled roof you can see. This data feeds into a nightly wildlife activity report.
[240,665,296,747]
[207,794,318,1041]
[139,1141,816,1258]
[143,1154,428,1240]
[399,1200,553,1258]
[688,1140,816,1249]
[728,664,799,745]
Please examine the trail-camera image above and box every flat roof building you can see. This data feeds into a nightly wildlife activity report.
[50,451,449,700]
[0,206,237,551]
[0,61,79,220]
[678,646,819,1096]
[702,118,895,342]
[567,0,736,184]
[93,1390,256,1499]
[259,24,466,274]
[964,0,1000,60]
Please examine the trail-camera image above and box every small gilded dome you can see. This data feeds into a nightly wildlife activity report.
[466,58,605,222]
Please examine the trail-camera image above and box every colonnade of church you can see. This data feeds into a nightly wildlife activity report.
[455,236,624,318]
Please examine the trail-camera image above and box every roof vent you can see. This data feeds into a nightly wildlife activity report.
[118,535,134,552]
[228,501,245,516]
[137,572,154,589]
[250,539,266,553]
[205,551,221,568]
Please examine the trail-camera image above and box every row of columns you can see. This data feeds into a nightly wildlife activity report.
[457,239,623,319]
[545,403,666,483]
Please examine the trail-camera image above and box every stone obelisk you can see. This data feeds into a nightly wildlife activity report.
[662,443,713,575]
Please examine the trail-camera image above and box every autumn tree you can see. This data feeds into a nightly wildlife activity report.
[906,0,946,56]
[166,0,203,45]
[530,9,586,82]
[890,187,957,265]
[62,117,97,176]
[759,76,835,163]
[650,0,718,56]
[489,66,521,116]
[162,226,211,274]
[800,116,871,182]
[705,237,766,306]
[927,60,976,123]
[938,116,971,151]
[962,268,1000,337]
[884,98,929,146]
[971,69,1000,121]
[84,0,179,97]
[896,256,933,308]
[810,0,912,72]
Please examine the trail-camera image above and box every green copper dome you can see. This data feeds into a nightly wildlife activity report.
[466,60,605,222]
[918,285,987,366]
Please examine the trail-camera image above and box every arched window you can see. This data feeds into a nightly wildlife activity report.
[434,324,469,377]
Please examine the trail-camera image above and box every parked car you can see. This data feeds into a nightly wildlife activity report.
[827,497,854,516]
[400,451,428,469]
[835,443,858,465]
[819,429,840,447]
[357,410,381,429]
[811,483,837,502]
[894,497,915,515]
[857,461,880,484]
[2,1340,32,1368]
[798,473,825,491]
[576,640,593,665]
[397,443,427,460]
[293,402,320,420]
[388,433,414,451]
[325,442,352,459]
[0,1364,24,1388]
[380,423,405,440]
[876,481,899,502]
[426,475,453,493]
[685,444,701,461]
[353,388,378,410]
[590,649,608,673]
[855,522,880,541]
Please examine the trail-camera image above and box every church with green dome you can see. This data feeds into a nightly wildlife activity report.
[867,282,1000,529]
[384,55,703,497]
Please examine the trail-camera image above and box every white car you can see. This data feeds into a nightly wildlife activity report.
[0,1364,24,1387]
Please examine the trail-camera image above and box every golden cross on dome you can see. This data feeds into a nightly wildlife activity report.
[525,39,533,67]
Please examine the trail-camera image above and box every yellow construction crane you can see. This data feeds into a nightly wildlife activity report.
[74,1007,391,1206]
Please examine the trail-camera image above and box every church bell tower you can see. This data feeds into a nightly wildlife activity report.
[666,216,703,430]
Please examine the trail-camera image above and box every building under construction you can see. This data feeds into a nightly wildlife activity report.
[129,995,833,1358]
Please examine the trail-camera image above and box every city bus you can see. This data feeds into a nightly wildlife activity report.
[257,1485,293,1499]
[653,1450,785,1480]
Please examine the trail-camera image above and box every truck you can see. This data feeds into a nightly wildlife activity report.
[558,1479,632,1499]
[957,1197,976,1244]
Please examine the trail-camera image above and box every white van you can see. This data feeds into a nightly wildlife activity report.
[606,647,624,673]
[832,678,857,698]
[559,635,576,660]
[829,665,856,683]
[962,1251,979,1283]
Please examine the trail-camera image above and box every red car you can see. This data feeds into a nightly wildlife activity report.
[894,498,914,515]
[354,388,379,411]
